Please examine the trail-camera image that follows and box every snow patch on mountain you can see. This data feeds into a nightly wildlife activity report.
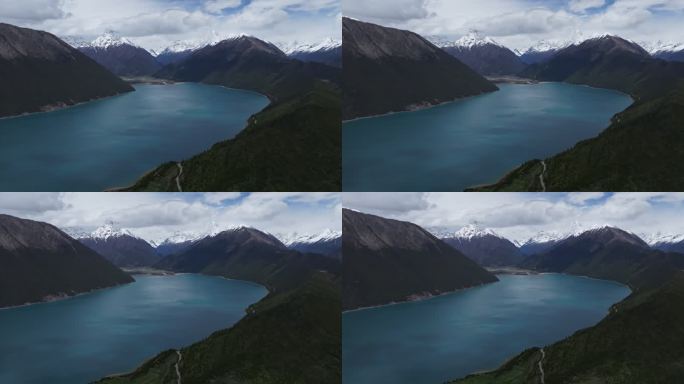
[639,40,684,54]
[639,231,684,246]
[429,224,503,240]
[277,229,341,246]
[280,38,341,55]
[428,31,502,49]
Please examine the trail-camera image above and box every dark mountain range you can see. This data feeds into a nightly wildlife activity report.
[519,49,561,64]
[123,82,341,192]
[155,227,339,292]
[342,209,498,310]
[0,214,133,308]
[451,271,684,384]
[97,272,340,384]
[79,234,161,268]
[156,35,339,102]
[290,46,341,68]
[290,239,341,258]
[79,44,161,77]
[521,35,684,101]
[155,48,196,66]
[154,239,199,256]
[653,239,684,254]
[654,49,684,62]
[472,83,684,191]
[519,227,683,291]
[442,43,526,75]
[0,23,133,118]
[342,17,497,120]
[439,226,524,267]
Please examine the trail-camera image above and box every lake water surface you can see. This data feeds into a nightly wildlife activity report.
[0,274,267,384]
[343,83,632,191]
[0,83,269,191]
[342,274,630,384]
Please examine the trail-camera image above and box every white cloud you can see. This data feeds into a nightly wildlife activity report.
[0,193,340,244]
[0,0,340,51]
[344,193,684,244]
[0,0,66,21]
[343,0,429,22]
[203,0,243,14]
[568,0,606,13]
[343,0,684,53]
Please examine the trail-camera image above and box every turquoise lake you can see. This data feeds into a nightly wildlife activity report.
[0,274,267,384]
[342,274,631,384]
[0,83,269,191]
[342,83,633,191]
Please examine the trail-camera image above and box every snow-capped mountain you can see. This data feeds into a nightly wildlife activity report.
[519,39,574,64]
[432,224,523,267]
[74,31,161,76]
[283,38,341,67]
[430,31,525,75]
[639,232,684,247]
[278,229,342,257]
[68,223,137,240]
[519,230,571,255]
[639,40,684,55]
[75,224,160,268]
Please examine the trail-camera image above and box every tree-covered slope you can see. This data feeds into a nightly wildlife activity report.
[123,82,340,192]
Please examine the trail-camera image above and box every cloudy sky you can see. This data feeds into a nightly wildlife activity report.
[344,0,684,51]
[0,192,341,243]
[0,0,340,51]
[344,192,684,243]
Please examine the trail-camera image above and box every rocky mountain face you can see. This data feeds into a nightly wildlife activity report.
[519,227,682,290]
[342,209,498,310]
[521,35,684,101]
[155,227,339,292]
[0,23,133,118]
[436,33,526,75]
[342,17,497,120]
[76,225,161,267]
[156,35,339,102]
[439,224,524,267]
[0,214,133,308]
[77,32,161,76]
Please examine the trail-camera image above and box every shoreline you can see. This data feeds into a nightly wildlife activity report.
[343,80,634,124]
[343,281,493,314]
[0,89,133,121]
[343,271,631,314]
[0,280,135,311]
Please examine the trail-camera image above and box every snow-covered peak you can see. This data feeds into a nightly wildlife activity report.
[158,40,206,55]
[79,224,136,240]
[280,38,341,54]
[278,229,341,246]
[157,231,206,246]
[522,230,570,245]
[454,31,501,49]
[429,31,502,49]
[523,39,573,54]
[639,231,684,246]
[62,36,90,48]
[640,40,684,54]
[90,31,136,49]
[453,224,501,240]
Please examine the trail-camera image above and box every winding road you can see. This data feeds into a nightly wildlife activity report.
[175,350,182,384]
[539,161,547,192]
[175,163,183,192]
[538,348,546,384]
